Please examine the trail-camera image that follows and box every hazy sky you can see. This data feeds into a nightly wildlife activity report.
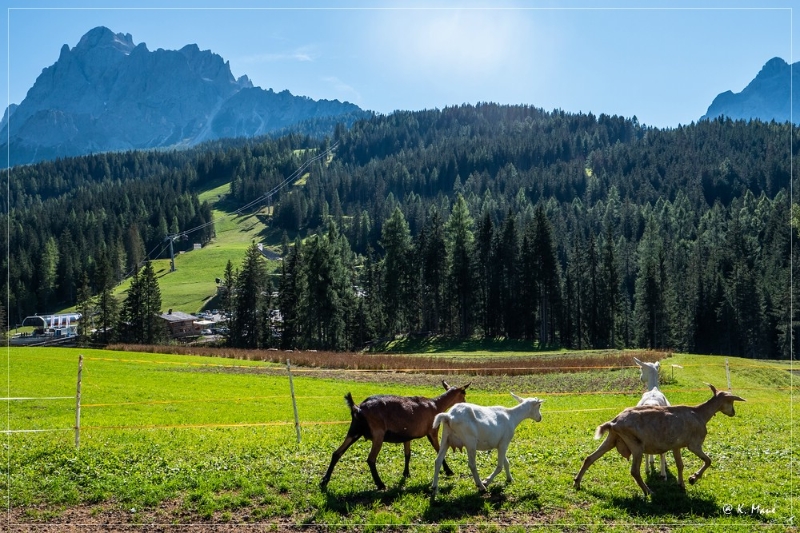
[1,1,795,129]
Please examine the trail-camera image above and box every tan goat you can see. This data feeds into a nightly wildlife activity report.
[573,383,745,497]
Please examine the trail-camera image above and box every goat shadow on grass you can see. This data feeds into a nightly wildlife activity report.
[423,485,541,522]
[610,483,774,524]
[321,480,432,515]
[591,472,736,521]
[604,489,718,519]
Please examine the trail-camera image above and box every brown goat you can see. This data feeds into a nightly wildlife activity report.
[320,380,470,491]
[573,383,745,497]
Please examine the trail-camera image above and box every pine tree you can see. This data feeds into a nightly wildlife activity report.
[118,261,164,345]
[519,223,540,342]
[76,272,94,347]
[118,268,141,343]
[230,243,268,348]
[279,238,303,349]
[420,209,447,334]
[445,194,475,337]
[475,210,495,336]
[94,251,119,344]
[221,260,236,317]
[634,217,666,349]
[599,223,620,348]
[380,207,413,335]
[531,205,560,346]
[499,211,521,338]
[301,222,352,349]
[138,261,165,344]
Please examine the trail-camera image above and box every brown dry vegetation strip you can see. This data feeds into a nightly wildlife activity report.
[107,344,670,376]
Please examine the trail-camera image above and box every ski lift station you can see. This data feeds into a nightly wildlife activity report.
[12,313,82,345]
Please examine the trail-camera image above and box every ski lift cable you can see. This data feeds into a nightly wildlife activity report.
[233,142,337,215]
[155,142,338,254]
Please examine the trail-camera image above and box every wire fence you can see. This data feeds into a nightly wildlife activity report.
[4,352,795,438]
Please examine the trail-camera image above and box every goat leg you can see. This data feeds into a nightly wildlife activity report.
[431,433,450,499]
[320,434,358,489]
[630,452,653,497]
[427,433,454,476]
[574,434,616,490]
[467,447,487,492]
[482,444,510,487]
[402,441,411,478]
[687,445,712,485]
[673,449,685,490]
[366,435,387,491]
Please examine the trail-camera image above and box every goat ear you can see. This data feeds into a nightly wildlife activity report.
[730,395,746,402]
[633,357,643,367]
[510,392,524,404]
[442,380,450,390]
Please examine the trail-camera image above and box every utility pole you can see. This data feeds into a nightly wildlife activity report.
[165,234,176,272]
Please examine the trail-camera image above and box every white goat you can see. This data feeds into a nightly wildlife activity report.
[431,393,543,498]
[573,383,745,497]
[633,357,670,480]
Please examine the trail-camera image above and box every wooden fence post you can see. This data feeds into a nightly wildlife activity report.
[725,358,731,391]
[75,354,83,450]
[287,359,301,443]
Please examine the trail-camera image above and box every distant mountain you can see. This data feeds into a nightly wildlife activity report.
[1,26,368,167]
[702,57,798,124]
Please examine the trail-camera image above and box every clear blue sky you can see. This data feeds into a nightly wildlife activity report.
[1,1,795,129]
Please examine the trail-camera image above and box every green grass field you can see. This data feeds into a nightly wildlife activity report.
[112,180,286,314]
[3,347,797,530]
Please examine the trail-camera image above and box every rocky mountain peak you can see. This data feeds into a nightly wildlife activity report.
[1,26,366,167]
[75,26,136,55]
[702,56,797,124]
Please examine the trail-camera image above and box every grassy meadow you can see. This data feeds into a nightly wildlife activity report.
[3,346,797,531]
[111,179,286,314]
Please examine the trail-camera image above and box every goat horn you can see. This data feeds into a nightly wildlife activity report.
[442,380,450,390]
[705,383,718,395]
[510,392,524,403]
[633,357,643,366]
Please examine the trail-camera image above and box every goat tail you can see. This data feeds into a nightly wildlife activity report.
[594,422,613,440]
[344,392,359,416]
[432,412,451,430]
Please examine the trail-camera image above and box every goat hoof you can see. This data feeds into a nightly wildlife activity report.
[688,476,697,485]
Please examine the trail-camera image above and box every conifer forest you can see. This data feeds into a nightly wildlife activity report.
[4,104,796,358]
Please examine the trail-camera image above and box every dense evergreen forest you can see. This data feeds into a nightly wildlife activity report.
[4,103,797,358]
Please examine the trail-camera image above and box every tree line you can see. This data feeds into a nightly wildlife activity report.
[226,104,796,358]
[6,103,796,358]
[220,185,792,359]
[2,133,318,325]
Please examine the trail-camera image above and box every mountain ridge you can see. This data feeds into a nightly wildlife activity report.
[702,56,798,124]
[1,26,367,167]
